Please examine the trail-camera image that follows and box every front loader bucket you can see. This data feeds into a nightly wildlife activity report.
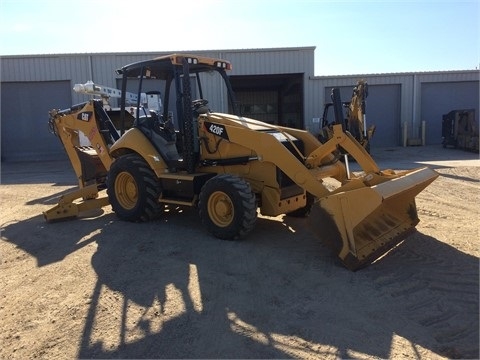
[310,167,439,270]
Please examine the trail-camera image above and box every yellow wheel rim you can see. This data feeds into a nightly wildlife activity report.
[115,171,138,210]
[207,191,234,227]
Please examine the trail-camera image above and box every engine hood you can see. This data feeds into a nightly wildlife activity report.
[206,112,277,131]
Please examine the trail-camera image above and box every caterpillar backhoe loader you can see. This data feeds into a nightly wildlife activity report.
[44,54,438,270]
[319,79,375,152]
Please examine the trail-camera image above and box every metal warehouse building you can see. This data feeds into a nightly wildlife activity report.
[1,46,479,161]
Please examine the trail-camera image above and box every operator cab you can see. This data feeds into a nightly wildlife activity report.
[116,54,237,173]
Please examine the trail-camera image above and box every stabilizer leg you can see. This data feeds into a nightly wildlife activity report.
[43,184,110,222]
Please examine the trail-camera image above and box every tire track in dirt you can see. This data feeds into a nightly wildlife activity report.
[365,236,479,359]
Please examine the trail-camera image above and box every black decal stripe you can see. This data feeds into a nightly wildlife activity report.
[205,121,229,140]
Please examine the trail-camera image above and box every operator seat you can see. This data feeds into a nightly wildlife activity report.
[135,112,182,171]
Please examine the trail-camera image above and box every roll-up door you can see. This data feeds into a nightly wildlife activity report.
[421,81,479,145]
[323,84,401,147]
[1,81,71,161]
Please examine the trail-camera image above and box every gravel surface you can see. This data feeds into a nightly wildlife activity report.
[1,145,479,359]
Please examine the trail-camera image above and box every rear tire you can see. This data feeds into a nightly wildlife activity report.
[107,154,161,222]
[198,174,257,240]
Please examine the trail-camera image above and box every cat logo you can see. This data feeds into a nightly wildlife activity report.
[77,111,93,122]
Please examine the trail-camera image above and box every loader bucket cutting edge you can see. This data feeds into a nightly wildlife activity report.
[309,167,439,270]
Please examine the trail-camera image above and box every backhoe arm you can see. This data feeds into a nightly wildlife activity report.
[48,100,117,188]
[44,100,118,222]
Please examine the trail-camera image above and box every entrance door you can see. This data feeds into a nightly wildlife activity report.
[230,74,304,129]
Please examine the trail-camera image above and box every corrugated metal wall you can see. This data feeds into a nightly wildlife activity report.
[0,47,314,107]
[1,47,478,161]
[308,71,479,145]
[223,47,315,76]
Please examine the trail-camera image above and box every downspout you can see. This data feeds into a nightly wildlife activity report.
[88,55,93,82]
[412,74,417,140]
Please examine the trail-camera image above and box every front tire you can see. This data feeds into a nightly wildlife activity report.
[198,174,257,240]
[107,154,161,222]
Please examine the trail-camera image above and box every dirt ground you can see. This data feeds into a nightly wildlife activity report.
[1,145,479,359]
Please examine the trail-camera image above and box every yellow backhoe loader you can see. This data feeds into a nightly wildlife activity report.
[319,80,375,152]
[44,54,438,270]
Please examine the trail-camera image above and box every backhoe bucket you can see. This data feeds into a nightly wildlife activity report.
[310,167,439,270]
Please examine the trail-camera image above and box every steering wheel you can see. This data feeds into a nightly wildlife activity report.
[192,99,209,115]
[192,99,208,110]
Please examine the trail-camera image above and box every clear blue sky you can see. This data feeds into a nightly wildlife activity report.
[1,0,478,75]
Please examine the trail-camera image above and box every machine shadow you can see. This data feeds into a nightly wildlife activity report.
[2,202,477,358]
[438,172,479,183]
[1,203,478,358]
[77,209,294,359]
[1,212,112,267]
[69,208,478,359]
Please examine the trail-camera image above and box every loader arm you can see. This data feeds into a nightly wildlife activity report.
[202,115,375,198]
[201,115,345,197]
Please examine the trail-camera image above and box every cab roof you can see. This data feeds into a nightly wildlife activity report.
[116,53,232,79]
